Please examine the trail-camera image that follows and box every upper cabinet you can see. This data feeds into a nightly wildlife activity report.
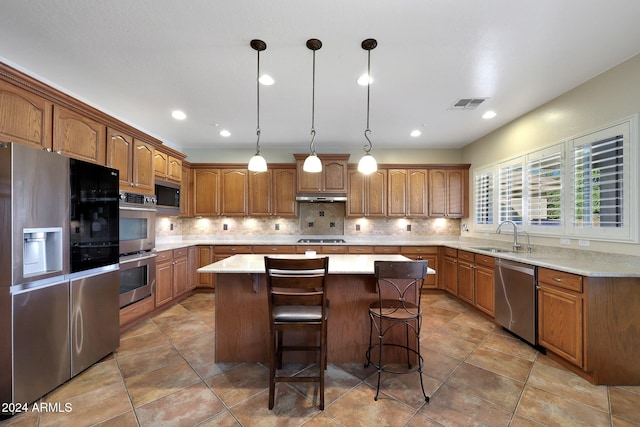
[193,168,220,216]
[387,169,428,218]
[180,163,192,217]
[192,167,248,217]
[347,168,387,217]
[106,128,155,194]
[294,154,349,194]
[53,105,106,164]
[0,79,52,150]
[154,150,182,183]
[429,168,468,218]
[249,167,297,217]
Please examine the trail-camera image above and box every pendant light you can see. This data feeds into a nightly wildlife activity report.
[303,38,323,173]
[358,38,378,175]
[248,39,268,172]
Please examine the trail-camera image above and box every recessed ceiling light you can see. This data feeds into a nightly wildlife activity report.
[482,110,497,119]
[410,130,422,137]
[259,74,275,85]
[219,130,231,137]
[171,110,186,120]
[357,74,373,86]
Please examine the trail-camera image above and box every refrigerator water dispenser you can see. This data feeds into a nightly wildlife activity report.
[23,227,63,277]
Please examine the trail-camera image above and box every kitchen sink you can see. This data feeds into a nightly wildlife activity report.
[470,246,513,253]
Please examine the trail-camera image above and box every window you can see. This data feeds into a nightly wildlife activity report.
[498,158,524,225]
[474,167,494,227]
[527,145,563,232]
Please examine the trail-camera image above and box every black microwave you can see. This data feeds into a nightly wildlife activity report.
[155,180,180,215]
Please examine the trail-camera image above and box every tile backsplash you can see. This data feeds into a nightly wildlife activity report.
[299,202,345,235]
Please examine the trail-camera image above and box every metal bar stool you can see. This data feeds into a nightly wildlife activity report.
[365,260,430,402]
[264,256,329,410]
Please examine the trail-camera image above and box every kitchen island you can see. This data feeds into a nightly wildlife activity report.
[198,254,436,363]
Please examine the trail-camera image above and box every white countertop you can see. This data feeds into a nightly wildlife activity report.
[197,254,437,275]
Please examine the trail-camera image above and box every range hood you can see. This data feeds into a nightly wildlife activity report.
[296,193,347,202]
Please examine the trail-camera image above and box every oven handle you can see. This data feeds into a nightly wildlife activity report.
[119,206,157,212]
[119,252,157,265]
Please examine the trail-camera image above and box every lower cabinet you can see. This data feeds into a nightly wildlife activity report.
[455,250,495,317]
[401,246,439,289]
[456,251,475,305]
[537,267,583,367]
[441,248,458,295]
[155,248,189,308]
[197,245,215,288]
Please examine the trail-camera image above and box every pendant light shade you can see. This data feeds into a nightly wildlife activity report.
[303,38,323,173]
[358,38,378,175]
[248,39,267,172]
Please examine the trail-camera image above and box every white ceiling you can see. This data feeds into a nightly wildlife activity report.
[2,0,640,155]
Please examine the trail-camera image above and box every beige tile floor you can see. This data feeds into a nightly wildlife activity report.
[2,291,639,427]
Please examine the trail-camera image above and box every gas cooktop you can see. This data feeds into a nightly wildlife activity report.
[297,238,347,244]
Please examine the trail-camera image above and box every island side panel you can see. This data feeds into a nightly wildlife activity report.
[214,272,418,364]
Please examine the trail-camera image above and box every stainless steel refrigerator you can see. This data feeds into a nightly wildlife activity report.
[0,143,120,411]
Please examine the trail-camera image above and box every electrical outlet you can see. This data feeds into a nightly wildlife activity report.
[275,223,280,231]
[560,238,570,245]
[356,224,360,231]
[406,224,411,231]
[170,223,174,231]
[578,240,590,247]
[223,223,228,231]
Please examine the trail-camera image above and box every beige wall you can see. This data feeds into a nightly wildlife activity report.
[461,53,640,256]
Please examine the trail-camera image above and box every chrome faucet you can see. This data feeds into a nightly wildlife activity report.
[496,220,521,251]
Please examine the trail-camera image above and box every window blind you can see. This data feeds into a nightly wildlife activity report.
[474,169,493,225]
[527,147,563,227]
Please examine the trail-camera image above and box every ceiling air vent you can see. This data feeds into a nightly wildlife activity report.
[449,98,488,110]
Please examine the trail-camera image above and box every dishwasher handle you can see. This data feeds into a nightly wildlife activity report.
[495,258,536,276]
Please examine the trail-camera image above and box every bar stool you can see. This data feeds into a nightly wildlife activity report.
[365,260,429,402]
[264,256,329,410]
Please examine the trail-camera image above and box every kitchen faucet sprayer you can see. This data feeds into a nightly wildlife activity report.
[496,220,521,251]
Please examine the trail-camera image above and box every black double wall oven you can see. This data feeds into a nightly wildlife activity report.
[118,192,157,308]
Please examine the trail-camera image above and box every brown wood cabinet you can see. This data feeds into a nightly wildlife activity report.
[387,169,428,218]
[441,248,458,295]
[456,250,475,305]
[401,246,439,288]
[294,154,348,194]
[193,169,220,216]
[221,169,248,216]
[473,254,495,316]
[197,245,215,288]
[346,169,386,217]
[53,105,106,164]
[180,163,192,216]
[155,248,189,308]
[0,79,52,150]
[154,150,182,183]
[537,267,584,367]
[248,167,297,217]
[428,169,468,218]
[106,128,155,194]
[187,246,198,291]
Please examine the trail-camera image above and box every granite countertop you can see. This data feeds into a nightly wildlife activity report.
[197,253,437,275]
[157,237,640,278]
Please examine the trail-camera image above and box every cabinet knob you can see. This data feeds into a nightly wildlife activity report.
[553,277,563,282]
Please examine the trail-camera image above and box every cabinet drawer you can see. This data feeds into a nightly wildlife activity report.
[374,246,400,254]
[215,245,253,254]
[348,246,374,254]
[296,245,323,254]
[443,247,458,257]
[474,254,495,268]
[321,245,348,254]
[156,250,172,263]
[401,246,438,255]
[173,248,188,259]
[538,268,582,292]
[255,245,296,254]
[458,250,474,262]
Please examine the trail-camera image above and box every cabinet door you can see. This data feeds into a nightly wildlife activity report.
[538,284,583,367]
[347,170,366,217]
[457,261,474,305]
[297,160,323,192]
[367,169,387,216]
[475,266,495,316]
[180,164,191,217]
[442,255,458,295]
[249,170,272,216]
[446,169,466,217]
[155,260,174,307]
[154,151,168,178]
[53,105,106,164]
[428,169,447,217]
[323,159,347,193]
[172,255,189,297]
[131,139,154,194]
[197,245,215,288]
[193,169,220,216]
[387,169,407,217]
[187,246,198,290]
[407,169,428,217]
[273,168,297,217]
[0,80,52,150]
[106,128,133,190]
[167,157,182,182]
[221,169,248,216]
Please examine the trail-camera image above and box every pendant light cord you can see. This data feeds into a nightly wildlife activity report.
[255,48,261,154]
[309,47,317,153]
[363,46,373,154]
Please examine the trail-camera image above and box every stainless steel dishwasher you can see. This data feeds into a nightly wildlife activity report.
[494,258,537,346]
